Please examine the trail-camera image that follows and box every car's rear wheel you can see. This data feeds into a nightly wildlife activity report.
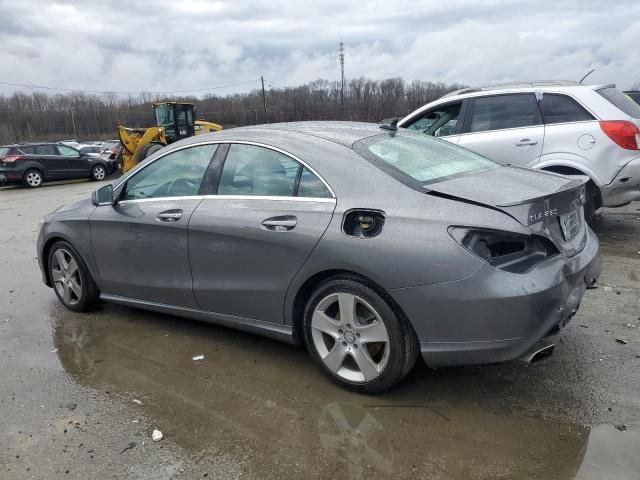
[91,164,106,181]
[303,277,418,393]
[48,241,100,312]
[23,169,43,188]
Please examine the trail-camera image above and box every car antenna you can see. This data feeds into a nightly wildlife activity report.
[579,68,596,84]
[380,118,398,132]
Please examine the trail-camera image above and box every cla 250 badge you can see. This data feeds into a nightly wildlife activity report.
[530,208,558,223]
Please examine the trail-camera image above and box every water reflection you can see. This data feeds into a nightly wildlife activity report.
[318,402,393,479]
[52,304,603,479]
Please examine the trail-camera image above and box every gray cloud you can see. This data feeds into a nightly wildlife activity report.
[0,0,639,96]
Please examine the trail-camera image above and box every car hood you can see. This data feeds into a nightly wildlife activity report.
[424,166,587,226]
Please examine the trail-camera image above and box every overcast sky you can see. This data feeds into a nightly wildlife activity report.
[1,0,639,97]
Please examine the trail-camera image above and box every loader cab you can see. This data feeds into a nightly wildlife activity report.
[153,102,196,143]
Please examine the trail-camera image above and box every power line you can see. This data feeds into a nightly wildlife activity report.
[0,79,260,95]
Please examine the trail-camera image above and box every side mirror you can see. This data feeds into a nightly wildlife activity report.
[92,184,114,206]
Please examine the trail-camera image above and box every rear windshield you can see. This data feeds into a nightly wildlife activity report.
[353,132,499,187]
[0,147,12,158]
[597,87,640,118]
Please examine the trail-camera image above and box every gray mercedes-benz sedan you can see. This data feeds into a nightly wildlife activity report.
[37,122,601,392]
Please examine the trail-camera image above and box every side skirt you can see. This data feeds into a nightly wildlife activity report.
[100,293,296,345]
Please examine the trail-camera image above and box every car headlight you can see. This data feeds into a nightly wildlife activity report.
[448,227,558,274]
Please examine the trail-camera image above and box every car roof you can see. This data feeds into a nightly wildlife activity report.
[186,121,385,149]
[440,81,613,100]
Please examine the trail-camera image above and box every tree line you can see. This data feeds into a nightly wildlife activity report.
[0,77,464,144]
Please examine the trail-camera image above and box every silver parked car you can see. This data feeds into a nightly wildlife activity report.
[37,122,600,392]
[398,81,640,220]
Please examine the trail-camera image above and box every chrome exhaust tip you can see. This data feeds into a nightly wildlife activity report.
[519,341,556,364]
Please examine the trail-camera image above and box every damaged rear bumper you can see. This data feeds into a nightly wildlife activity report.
[389,228,601,367]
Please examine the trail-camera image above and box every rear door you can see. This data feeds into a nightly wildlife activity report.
[188,143,336,324]
[89,143,219,307]
[400,100,466,144]
[457,93,545,166]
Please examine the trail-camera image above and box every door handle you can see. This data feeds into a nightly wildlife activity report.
[515,139,538,146]
[262,215,297,231]
[157,209,183,222]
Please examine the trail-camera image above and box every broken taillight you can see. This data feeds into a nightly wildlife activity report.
[448,227,559,274]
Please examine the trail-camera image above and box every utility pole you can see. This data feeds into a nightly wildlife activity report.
[339,42,345,119]
[261,76,268,124]
[70,109,77,139]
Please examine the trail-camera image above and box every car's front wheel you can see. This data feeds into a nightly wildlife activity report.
[48,241,100,312]
[91,164,106,181]
[303,276,418,393]
[23,169,43,188]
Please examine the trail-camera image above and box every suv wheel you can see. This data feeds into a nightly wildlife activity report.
[23,169,43,188]
[48,241,100,312]
[303,277,418,393]
[91,164,106,181]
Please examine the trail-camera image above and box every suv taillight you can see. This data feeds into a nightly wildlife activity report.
[600,120,640,150]
[1,155,22,163]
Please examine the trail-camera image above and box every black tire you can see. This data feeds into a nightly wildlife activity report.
[583,180,601,225]
[48,240,100,312]
[90,164,107,181]
[139,143,164,161]
[23,168,43,188]
[302,276,419,394]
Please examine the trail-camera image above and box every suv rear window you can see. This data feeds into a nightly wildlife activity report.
[539,94,594,124]
[597,87,640,119]
[354,132,498,186]
[0,147,13,158]
[469,94,541,133]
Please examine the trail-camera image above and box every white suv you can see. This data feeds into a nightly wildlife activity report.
[398,81,640,220]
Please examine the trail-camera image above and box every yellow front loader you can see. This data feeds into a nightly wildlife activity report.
[117,102,222,173]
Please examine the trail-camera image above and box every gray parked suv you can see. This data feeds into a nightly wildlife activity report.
[398,81,640,220]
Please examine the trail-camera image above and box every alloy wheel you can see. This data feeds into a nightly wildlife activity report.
[93,166,106,180]
[26,171,42,187]
[311,292,390,383]
[51,248,83,306]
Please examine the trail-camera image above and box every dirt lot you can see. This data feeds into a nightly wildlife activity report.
[1,179,639,479]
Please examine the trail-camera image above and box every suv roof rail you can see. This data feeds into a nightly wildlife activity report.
[442,80,581,98]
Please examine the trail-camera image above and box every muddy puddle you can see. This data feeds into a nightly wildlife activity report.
[52,305,639,479]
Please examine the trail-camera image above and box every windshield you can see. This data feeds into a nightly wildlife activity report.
[155,104,174,127]
[0,147,10,158]
[353,132,499,186]
[597,87,640,118]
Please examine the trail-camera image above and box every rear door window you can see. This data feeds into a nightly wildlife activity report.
[539,94,594,124]
[404,102,463,137]
[597,87,640,118]
[468,94,541,133]
[298,167,332,198]
[218,144,299,197]
[36,145,57,155]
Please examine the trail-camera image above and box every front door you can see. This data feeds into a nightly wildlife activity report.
[89,143,219,307]
[188,143,336,324]
[400,100,465,145]
[457,93,545,167]
[56,144,90,178]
